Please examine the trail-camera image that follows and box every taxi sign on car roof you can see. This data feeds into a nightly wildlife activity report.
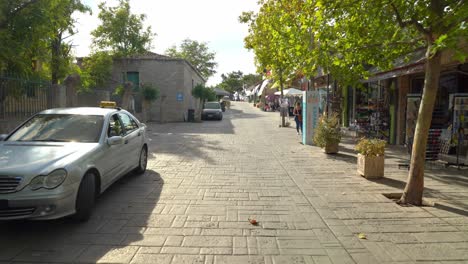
[100,101,117,108]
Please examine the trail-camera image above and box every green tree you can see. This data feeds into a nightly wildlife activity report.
[217,71,262,93]
[242,73,262,88]
[240,2,299,127]
[165,39,217,79]
[80,51,113,91]
[192,84,216,103]
[247,0,467,205]
[312,0,467,205]
[0,0,88,81]
[218,71,243,93]
[91,0,154,57]
[140,83,160,122]
[0,1,53,75]
[48,0,89,84]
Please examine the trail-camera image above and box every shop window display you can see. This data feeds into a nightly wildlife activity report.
[354,83,390,141]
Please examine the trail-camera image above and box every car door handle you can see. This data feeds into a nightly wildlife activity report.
[137,131,141,136]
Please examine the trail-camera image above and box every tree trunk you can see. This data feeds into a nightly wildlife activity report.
[142,99,150,123]
[279,69,285,127]
[399,45,442,205]
[51,34,61,85]
[122,82,133,112]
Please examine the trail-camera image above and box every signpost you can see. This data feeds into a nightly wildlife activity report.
[302,90,320,145]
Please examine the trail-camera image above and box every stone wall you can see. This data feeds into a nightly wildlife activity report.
[110,58,204,123]
[77,90,111,107]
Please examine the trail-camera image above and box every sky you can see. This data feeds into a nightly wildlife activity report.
[71,0,259,86]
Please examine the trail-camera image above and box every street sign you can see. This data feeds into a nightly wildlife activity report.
[176,92,184,102]
[303,90,320,145]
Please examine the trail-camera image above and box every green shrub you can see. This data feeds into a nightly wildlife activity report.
[355,138,386,156]
[141,83,160,102]
[313,113,342,148]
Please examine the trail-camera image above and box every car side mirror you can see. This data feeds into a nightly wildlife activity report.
[107,136,124,145]
[0,134,7,141]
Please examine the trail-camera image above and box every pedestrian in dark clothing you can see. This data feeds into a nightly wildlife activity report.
[293,102,302,135]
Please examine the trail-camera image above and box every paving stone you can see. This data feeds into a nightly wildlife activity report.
[214,256,265,264]
[123,234,167,246]
[182,236,232,248]
[171,255,205,264]
[13,245,86,263]
[130,254,173,264]
[77,245,139,263]
[4,103,468,263]
[161,247,200,254]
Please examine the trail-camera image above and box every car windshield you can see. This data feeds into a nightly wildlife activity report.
[7,114,104,143]
[204,102,221,109]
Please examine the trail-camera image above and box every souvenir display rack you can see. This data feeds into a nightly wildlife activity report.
[438,94,468,167]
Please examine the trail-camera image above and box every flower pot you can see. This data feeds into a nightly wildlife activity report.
[324,142,339,154]
[357,153,384,178]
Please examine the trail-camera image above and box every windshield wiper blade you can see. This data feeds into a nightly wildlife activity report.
[30,139,70,142]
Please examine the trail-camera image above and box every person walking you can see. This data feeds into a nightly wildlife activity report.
[293,102,302,135]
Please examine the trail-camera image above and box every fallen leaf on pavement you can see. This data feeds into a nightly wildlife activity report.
[248,218,258,225]
[358,233,367,239]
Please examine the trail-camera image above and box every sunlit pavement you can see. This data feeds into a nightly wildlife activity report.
[1,102,468,264]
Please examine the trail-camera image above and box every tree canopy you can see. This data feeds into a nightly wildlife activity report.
[0,0,88,80]
[217,71,262,93]
[165,39,217,80]
[242,0,468,205]
[91,0,154,57]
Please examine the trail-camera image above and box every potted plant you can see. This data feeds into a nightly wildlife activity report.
[313,113,342,154]
[355,138,386,178]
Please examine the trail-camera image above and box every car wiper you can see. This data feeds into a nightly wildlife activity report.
[30,139,70,142]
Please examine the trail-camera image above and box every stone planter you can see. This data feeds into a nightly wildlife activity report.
[357,153,384,178]
[324,142,339,154]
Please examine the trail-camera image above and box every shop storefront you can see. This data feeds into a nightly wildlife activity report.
[345,62,468,165]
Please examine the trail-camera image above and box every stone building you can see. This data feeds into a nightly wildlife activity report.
[107,53,205,122]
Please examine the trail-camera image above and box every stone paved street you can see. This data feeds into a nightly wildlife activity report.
[1,102,468,264]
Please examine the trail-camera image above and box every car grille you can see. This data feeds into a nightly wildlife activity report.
[0,176,22,193]
[0,207,36,218]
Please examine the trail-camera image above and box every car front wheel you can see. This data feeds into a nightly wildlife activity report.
[74,172,96,222]
[135,146,148,174]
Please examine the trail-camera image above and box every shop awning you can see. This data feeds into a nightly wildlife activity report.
[213,88,231,96]
[257,79,270,96]
[365,49,426,82]
[365,63,425,82]
[274,88,304,96]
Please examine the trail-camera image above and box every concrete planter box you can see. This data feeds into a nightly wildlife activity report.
[357,154,384,178]
[324,142,339,154]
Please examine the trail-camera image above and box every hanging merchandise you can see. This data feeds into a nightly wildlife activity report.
[405,94,442,161]
[451,95,468,165]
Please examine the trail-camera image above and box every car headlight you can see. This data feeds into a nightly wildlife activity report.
[29,169,67,190]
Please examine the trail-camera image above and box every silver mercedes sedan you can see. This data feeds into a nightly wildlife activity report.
[0,107,148,221]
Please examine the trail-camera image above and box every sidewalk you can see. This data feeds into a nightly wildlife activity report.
[1,102,467,264]
[254,103,468,263]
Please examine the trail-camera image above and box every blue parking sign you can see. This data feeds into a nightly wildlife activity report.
[176,92,184,101]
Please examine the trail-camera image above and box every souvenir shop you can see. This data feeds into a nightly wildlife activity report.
[346,63,468,166]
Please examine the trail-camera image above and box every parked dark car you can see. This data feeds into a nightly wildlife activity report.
[202,102,223,120]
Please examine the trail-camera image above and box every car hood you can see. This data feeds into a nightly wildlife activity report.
[203,109,222,113]
[0,142,98,176]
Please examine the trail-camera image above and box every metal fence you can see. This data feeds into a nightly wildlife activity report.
[0,76,51,120]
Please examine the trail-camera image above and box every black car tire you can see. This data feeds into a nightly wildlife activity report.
[135,146,148,174]
[74,172,96,222]
[219,116,223,121]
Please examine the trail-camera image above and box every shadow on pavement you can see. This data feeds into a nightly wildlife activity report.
[0,170,163,263]
[433,203,468,217]
[148,133,226,165]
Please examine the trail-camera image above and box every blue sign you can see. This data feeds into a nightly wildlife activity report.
[176,92,184,101]
[303,91,320,145]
